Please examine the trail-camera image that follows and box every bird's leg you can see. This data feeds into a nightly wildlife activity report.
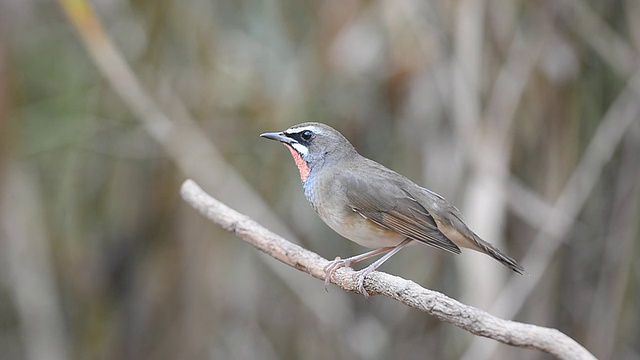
[323,247,395,290]
[354,238,413,298]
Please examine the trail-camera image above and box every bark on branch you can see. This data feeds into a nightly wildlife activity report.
[180,179,597,360]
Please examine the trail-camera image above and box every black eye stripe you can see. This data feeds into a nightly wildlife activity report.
[285,129,315,143]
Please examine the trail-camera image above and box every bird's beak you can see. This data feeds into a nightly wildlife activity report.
[260,131,294,144]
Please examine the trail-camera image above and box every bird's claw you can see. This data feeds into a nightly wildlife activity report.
[324,258,376,299]
[323,257,351,291]
[353,265,376,299]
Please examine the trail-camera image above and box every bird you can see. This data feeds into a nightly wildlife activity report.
[261,122,524,297]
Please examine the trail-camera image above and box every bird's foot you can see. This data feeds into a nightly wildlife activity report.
[323,257,352,290]
[353,264,377,299]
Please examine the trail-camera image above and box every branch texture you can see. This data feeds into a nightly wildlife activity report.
[180,179,596,360]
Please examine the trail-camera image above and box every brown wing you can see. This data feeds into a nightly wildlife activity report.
[340,174,461,254]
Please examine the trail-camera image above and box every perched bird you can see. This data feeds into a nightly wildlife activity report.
[261,123,524,297]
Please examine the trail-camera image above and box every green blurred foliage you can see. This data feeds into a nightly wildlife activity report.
[0,1,639,360]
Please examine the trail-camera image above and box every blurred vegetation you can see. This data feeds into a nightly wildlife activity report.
[1,0,639,359]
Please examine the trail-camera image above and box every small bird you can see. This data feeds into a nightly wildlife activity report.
[261,123,524,297]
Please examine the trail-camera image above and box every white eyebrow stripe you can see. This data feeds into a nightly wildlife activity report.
[290,143,309,156]
[285,125,322,135]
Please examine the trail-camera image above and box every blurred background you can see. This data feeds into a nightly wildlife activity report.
[1,0,639,359]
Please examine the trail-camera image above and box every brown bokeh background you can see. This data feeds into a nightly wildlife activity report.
[0,1,639,359]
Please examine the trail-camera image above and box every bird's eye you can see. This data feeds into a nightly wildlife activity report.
[301,130,313,141]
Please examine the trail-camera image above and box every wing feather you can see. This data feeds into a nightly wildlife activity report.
[341,174,461,254]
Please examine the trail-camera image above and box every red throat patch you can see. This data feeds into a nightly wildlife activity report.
[284,144,311,182]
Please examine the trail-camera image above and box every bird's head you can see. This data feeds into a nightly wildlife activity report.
[260,122,355,182]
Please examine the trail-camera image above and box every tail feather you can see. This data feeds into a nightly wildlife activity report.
[435,213,525,274]
[474,236,525,274]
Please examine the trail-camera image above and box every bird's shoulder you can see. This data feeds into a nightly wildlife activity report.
[335,156,409,206]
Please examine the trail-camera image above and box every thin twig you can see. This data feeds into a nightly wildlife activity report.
[561,0,638,77]
[180,179,597,360]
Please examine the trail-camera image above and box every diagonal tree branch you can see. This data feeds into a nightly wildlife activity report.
[180,179,596,360]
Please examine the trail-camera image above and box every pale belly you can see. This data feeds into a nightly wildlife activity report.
[303,172,408,249]
[318,208,407,249]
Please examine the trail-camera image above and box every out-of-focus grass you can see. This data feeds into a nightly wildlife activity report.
[0,1,639,360]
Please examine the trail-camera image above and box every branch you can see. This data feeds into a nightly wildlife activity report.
[180,179,596,360]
